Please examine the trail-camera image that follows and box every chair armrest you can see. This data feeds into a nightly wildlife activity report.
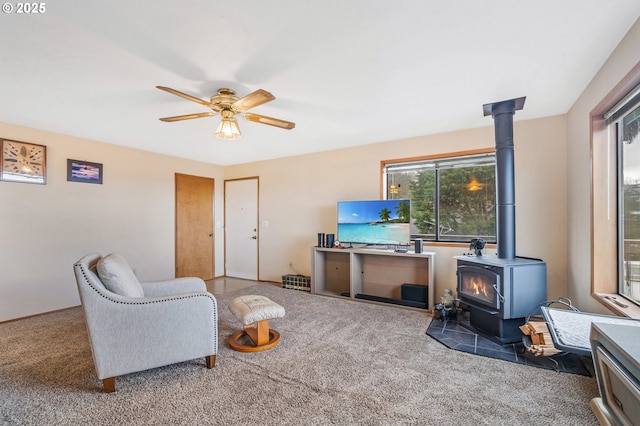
[140,277,206,296]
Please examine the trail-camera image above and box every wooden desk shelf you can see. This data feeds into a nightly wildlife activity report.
[311,247,435,311]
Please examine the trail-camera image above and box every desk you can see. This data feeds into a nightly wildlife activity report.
[311,247,435,310]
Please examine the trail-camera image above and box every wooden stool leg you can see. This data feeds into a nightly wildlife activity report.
[243,319,270,346]
[256,320,269,346]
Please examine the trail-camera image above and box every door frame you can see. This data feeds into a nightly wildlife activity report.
[224,176,260,280]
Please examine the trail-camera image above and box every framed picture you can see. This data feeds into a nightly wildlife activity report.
[1,139,47,184]
[67,159,103,184]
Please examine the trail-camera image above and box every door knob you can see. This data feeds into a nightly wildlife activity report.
[251,236,257,239]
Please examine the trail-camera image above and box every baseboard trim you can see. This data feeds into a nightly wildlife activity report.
[0,305,81,325]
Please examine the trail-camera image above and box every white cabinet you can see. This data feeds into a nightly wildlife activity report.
[311,247,435,310]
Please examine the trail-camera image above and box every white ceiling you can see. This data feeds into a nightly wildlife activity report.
[1,1,639,166]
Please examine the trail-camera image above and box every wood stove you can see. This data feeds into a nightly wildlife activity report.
[453,97,547,344]
[455,255,547,343]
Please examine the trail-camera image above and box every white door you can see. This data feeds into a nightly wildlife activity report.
[225,177,258,280]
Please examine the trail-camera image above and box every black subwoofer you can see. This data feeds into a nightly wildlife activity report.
[401,283,428,304]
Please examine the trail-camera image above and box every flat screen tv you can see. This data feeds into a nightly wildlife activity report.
[337,199,411,246]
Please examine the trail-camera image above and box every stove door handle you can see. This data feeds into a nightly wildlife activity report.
[492,283,505,304]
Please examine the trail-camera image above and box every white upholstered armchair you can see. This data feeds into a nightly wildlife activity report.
[73,253,218,392]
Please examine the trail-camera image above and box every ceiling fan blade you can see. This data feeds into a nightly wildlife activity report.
[244,113,295,130]
[156,86,214,108]
[159,112,216,122]
[232,89,275,112]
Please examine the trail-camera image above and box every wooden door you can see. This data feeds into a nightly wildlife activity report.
[224,177,259,280]
[175,173,214,279]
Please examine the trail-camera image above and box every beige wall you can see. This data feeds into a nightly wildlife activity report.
[0,122,225,322]
[567,17,640,314]
[226,114,569,303]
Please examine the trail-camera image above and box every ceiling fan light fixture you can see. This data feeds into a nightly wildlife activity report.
[157,85,294,139]
[215,110,241,140]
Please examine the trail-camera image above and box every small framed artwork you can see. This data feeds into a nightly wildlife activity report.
[1,139,47,184]
[67,159,103,184]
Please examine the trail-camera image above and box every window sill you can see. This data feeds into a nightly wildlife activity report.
[422,241,497,249]
[593,292,640,319]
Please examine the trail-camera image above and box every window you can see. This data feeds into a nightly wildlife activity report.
[607,93,640,307]
[383,150,496,243]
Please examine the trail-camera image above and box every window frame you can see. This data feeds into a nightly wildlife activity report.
[611,97,640,307]
[381,148,497,246]
[591,62,640,318]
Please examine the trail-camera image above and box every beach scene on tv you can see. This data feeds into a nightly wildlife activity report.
[337,199,411,245]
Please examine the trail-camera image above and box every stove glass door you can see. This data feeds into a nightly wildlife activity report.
[457,265,501,310]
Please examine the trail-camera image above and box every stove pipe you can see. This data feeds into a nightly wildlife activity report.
[483,97,525,260]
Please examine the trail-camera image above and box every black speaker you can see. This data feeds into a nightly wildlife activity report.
[326,233,335,248]
[317,233,325,247]
[401,283,428,304]
[414,238,423,253]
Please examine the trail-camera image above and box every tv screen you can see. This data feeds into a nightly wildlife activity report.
[337,199,411,245]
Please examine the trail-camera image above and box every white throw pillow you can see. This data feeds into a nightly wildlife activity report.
[97,253,144,298]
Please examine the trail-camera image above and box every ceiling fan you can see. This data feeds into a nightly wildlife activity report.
[156,86,295,140]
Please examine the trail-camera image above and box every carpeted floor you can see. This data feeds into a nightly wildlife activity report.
[426,311,594,376]
[0,284,600,425]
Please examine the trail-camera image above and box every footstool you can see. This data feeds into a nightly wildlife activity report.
[228,295,285,352]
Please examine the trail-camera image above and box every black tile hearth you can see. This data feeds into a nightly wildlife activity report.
[426,311,593,377]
